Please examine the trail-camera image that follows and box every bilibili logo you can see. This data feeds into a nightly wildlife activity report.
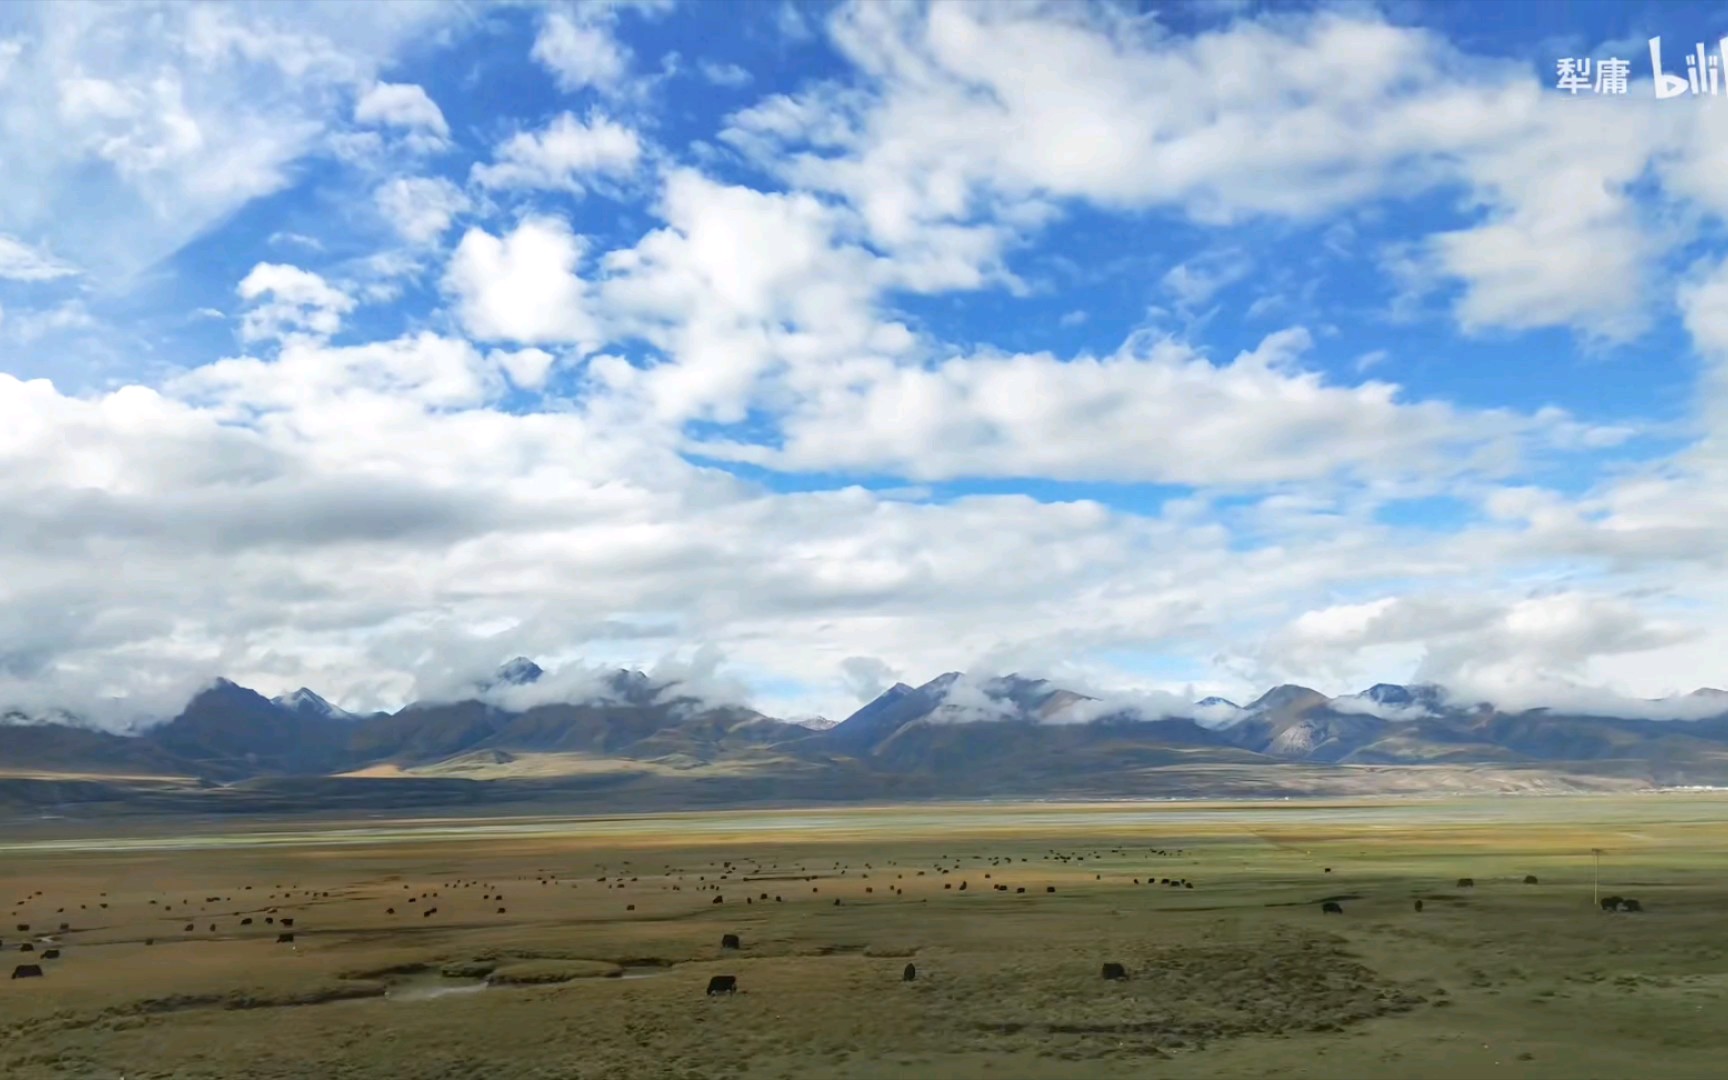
[1555,38,1728,96]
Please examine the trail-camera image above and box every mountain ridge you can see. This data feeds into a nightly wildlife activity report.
[7,668,1728,799]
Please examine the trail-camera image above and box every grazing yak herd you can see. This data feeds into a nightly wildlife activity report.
[5,851,1647,992]
[8,882,331,979]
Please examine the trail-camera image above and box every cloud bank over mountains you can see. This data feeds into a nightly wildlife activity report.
[1,2,1727,729]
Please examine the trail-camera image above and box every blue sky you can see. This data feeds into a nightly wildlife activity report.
[5,0,1728,725]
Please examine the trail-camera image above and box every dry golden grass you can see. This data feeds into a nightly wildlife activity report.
[4,794,1728,1078]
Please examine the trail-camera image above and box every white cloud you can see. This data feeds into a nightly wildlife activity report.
[591,168,919,424]
[532,10,629,93]
[445,218,601,347]
[175,331,502,412]
[489,346,558,391]
[236,263,355,343]
[1680,254,1728,429]
[267,231,324,252]
[688,326,1598,487]
[6,2,1728,731]
[1239,589,1713,713]
[470,111,642,192]
[374,176,470,245]
[723,5,1701,343]
[698,60,752,88]
[1355,349,1389,373]
[354,81,450,138]
[1427,96,1663,344]
[1162,248,1252,312]
[839,655,900,702]
[0,2,461,282]
[0,234,78,280]
[0,329,1721,726]
[773,2,816,44]
[1327,694,1435,721]
[922,674,1019,724]
[1,299,95,344]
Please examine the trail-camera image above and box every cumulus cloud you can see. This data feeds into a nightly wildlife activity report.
[488,347,558,391]
[176,331,503,412]
[7,2,1728,733]
[1235,590,1710,712]
[840,656,900,702]
[644,644,755,712]
[921,674,1020,724]
[235,263,355,343]
[354,81,449,139]
[698,60,752,88]
[444,218,602,347]
[374,176,470,245]
[1326,695,1439,722]
[688,327,1603,487]
[531,10,628,93]
[470,111,642,193]
[724,5,1691,342]
[0,327,1719,726]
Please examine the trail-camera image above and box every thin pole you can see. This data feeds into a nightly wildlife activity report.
[1593,848,1602,907]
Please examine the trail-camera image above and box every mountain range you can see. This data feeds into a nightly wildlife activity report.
[6,662,1728,816]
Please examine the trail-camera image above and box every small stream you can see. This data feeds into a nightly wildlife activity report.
[385,976,488,1002]
[384,963,674,1002]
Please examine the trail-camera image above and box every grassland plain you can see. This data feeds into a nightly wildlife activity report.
[3,795,1727,1079]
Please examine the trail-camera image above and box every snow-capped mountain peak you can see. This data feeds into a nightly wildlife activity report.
[495,657,544,687]
[1330,683,1444,719]
[271,687,354,720]
[1191,696,1245,729]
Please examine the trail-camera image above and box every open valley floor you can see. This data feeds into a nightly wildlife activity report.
[3,794,1727,1079]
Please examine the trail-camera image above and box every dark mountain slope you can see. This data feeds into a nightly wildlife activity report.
[0,721,190,776]
[145,679,354,778]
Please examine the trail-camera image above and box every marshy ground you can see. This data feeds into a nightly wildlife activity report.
[3,794,1726,1078]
